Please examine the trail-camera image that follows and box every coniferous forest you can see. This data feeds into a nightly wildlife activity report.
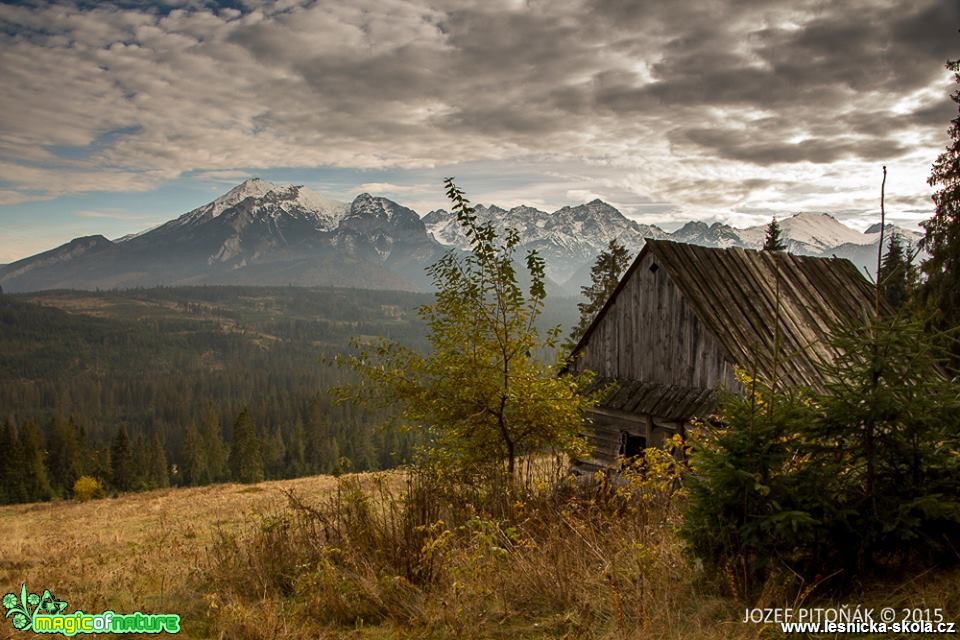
[0,285,578,503]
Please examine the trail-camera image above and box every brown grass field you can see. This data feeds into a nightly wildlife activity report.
[0,476,347,639]
[2,473,959,640]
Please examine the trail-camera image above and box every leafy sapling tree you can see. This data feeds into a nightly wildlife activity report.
[762,217,786,251]
[921,59,960,366]
[338,179,602,477]
[568,238,632,347]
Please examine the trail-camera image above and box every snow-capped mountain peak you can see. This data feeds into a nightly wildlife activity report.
[210,178,279,216]
[776,212,871,251]
[166,178,347,231]
[1,178,924,296]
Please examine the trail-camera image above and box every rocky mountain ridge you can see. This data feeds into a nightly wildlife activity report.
[1,179,920,294]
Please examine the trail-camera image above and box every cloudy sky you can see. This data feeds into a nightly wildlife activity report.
[0,0,956,263]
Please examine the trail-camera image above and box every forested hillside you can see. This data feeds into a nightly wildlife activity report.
[0,287,428,500]
[0,286,575,503]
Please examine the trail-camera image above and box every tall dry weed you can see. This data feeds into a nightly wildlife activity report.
[202,451,734,638]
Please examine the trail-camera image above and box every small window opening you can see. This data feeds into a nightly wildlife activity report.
[649,262,659,273]
[620,431,647,458]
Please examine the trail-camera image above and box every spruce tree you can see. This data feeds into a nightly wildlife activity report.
[304,399,327,474]
[0,422,7,504]
[683,316,960,593]
[45,417,85,498]
[763,217,787,251]
[262,425,286,480]
[921,59,960,365]
[20,423,54,502]
[229,409,264,484]
[284,419,307,478]
[201,410,228,482]
[180,422,208,486]
[569,238,632,346]
[0,421,28,504]
[148,435,170,488]
[110,425,135,492]
[878,231,917,311]
[132,433,149,490]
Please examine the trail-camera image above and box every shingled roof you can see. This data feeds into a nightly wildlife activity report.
[571,239,879,393]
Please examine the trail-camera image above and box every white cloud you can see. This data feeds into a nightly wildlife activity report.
[0,0,950,241]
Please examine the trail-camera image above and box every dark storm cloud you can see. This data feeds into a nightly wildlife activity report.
[681,127,910,164]
[0,0,954,219]
[910,95,959,131]
[576,0,957,166]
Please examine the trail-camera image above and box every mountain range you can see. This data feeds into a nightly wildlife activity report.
[0,178,920,294]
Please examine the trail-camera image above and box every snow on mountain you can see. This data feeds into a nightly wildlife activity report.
[210,177,278,215]
[422,199,667,284]
[670,221,747,248]
[344,193,423,232]
[862,223,923,246]
[423,203,921,292]
[0,180,441,293]
[423,204,550,250]
[739,213,869,253]
[1,178,924,295]
[170,178,347,231]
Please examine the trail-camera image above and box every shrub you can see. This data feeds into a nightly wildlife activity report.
[72,476,105,501]
[682,316,960,597]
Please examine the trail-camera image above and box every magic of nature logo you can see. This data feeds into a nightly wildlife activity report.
[2,584,180,635]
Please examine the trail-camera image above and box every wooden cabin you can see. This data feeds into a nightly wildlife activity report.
[567,239,878,471]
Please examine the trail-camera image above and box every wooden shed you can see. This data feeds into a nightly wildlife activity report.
[567,239,878,471]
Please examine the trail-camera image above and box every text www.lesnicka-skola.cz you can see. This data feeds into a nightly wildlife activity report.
[743,607,957,635]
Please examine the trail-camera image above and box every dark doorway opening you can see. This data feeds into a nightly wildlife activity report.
[620,431,646,459]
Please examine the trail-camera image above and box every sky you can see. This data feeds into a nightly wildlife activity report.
[0,0,957,263]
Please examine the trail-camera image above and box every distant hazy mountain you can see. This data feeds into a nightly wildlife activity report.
[424,204,921,293]
[1,179,922,294]
[423,199,668,285]
[0,179,445,293]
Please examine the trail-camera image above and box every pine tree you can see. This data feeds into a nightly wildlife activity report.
[262,425,286,479]
[132,433,149,490]
[921,59,960,365]
[683,316,960,592]
[180,422,208,486]
[147,435,170,488]
[229,409,264,484]
[304,399,327,475]
[319,436,340,474]
[0,421,28,504]
[878,231,917,311]
[20,423,54,502]
[763,217,786,251]
[284,419,307,478]
[201,410,228,482]
[45,417,85,498]
[569,238,632,346]
[110,425,135,492]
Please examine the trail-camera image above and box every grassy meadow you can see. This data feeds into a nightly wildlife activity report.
[0,475,344,639]
[1,469,958,639]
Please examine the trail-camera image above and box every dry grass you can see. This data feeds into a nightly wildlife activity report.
[2,470,958,640]
[0,475,358,639]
